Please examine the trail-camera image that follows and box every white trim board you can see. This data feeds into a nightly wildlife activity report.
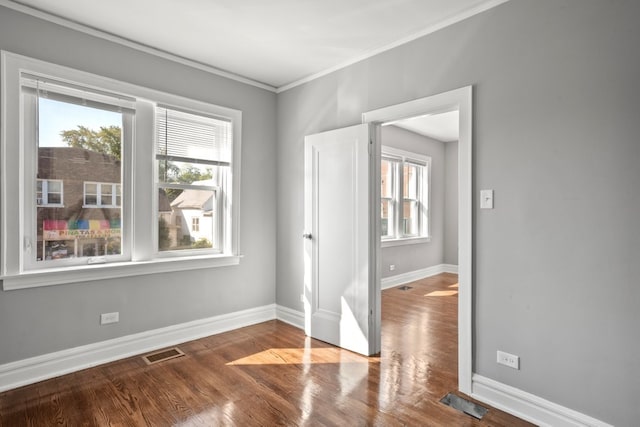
[0,304,276,393]
[0,0,511,93]
[472,375,613,427]
[276,304,613,426]
[381,264,458,290]
[363,85,473,395]
[276,304,305,330]
[277,0,511,93]
[0,0,276,92]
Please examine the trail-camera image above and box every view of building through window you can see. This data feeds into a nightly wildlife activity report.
[37,97,123,261]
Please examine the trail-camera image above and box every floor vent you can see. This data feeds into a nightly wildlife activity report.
[398,285,413,291]
[440,393,488,420]
[142,347,185,365]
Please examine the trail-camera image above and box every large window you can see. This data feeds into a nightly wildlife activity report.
[1,52,241,289]
[23,76,128,266]
[156,106,230,253]
[381,146,430,244]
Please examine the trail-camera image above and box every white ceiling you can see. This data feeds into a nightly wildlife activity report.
[393,110,459,142]
[7,0,508,90]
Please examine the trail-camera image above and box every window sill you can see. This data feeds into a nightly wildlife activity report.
[381,237,431,248]
[1,254,242,291]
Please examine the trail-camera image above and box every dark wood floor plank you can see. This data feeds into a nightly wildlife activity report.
[0,273,533,426]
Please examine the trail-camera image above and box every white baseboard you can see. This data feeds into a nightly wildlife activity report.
[0,304,276,393]
[381,263,458,290]
[472,374,613,427]
[276,304,305,329]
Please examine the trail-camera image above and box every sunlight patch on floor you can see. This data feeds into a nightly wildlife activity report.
[449,283,459,288]
[226,347,377,366]
[425,290,459,297]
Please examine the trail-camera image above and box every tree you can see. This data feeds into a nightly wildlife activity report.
[163,166,214,202]
[158,217,172,250]
[60,125,122,160]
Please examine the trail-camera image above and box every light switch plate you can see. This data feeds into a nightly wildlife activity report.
[480,189,494,209]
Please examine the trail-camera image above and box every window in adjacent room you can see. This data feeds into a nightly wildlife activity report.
[381,146,430,245]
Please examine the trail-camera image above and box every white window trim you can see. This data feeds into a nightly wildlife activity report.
[37,179,64,207]
[381,146,431,247]
[0,51,242,291]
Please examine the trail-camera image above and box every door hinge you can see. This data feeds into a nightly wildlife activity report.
[368,140,373,155]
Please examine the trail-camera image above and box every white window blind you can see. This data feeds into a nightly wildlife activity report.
[156,106,232,167]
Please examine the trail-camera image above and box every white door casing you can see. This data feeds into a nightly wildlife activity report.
[362,86,473,394]
[303,123,381,356]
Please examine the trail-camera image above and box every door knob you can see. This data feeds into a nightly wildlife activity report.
[303,233,312,240]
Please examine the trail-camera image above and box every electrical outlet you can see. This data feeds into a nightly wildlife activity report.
[100,312,119,325]
[389,264,396,271]
[497,350,519,369]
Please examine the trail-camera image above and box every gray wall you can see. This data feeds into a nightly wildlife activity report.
[276,1,640,425]
[444,141,458,265]
[380,125,445,278]
[0,6,277,364]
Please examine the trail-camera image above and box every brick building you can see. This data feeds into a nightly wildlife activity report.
[37,146,121,260]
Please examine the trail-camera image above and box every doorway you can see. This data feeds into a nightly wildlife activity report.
[363,86,472,394]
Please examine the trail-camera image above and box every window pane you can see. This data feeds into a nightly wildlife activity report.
[158,160,221,186]
[381,199,393,238]
[36,98,122,262]
[403,163,419,199]
[403,200,419,236]
[381,159,394,198]
[48,180,62,193]
[85,183,97,194]
[158,189,215,251]
[156,107,226,254]
[48,193,62,204]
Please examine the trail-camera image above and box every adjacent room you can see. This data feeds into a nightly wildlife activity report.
[1,1,638,426]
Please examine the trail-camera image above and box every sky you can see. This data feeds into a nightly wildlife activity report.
[38,98,122,147]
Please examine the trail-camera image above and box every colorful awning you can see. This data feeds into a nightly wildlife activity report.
[42,219,121,240]
[43,219,120,230]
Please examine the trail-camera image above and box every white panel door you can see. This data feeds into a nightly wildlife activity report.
[303,123,380,356]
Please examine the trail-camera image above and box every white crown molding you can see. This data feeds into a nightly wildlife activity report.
[381,263,458,290]
[0,304,277,393]
[277,0,512,93]
[472,374,613,427]
[0,0,277,92]
[1,0,511,93]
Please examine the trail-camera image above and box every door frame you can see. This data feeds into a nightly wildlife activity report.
[362,86,473,394]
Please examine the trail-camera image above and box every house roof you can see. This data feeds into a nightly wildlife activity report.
[170,179,215,211]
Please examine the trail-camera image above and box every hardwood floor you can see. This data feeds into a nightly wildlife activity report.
[0,273,533,426]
